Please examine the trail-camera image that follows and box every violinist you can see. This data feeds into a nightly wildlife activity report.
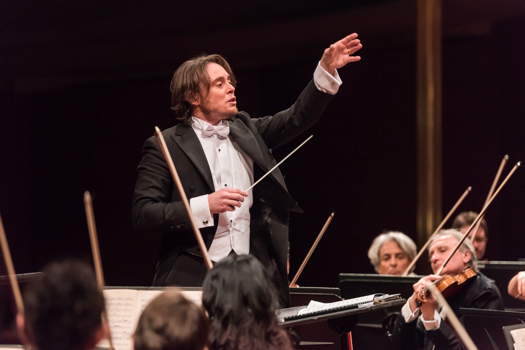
[132,34,363,306]
[367,231,417,275]
[389,229,503,350]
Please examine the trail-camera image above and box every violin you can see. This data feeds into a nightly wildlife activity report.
[434,267,478,298]
[417,267,478,303]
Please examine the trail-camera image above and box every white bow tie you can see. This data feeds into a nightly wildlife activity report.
[196,122,230,139]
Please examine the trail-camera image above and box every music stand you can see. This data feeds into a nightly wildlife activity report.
[279,294,405,350]
[338,274,420,349]
[460,307,525,350]
[288,287,344,349]
[338,273,421,300]
[502,323,525,350]
[478,260,525,308]
[279,298,405,328]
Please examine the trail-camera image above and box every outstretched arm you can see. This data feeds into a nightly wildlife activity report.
[252,33,364,148]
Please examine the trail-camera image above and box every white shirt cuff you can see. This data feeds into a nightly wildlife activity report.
[189,195,214,228]
[420,310,441,330]
[313,62,342,95]
[401,297,420,323]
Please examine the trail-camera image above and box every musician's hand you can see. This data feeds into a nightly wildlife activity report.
[511,271,525,300]
[208,188,247,214]
[420,296,438,320]
[410,275,441,306]
[320,33,363,75]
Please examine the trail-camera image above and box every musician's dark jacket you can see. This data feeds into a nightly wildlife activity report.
[132,80,334,305]
[386,272,504,350]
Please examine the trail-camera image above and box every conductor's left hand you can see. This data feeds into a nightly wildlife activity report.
[320,33,363,75]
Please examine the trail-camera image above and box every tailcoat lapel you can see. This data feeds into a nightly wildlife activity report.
[169,118,288,195]
[172,123,215,192]
[228,118,288,191]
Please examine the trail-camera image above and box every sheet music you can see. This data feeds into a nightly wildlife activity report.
[100,289,140,350]
[180,290,203,306]
[137,290,163,311]
[298,294,376,316]
[511,327,525,350]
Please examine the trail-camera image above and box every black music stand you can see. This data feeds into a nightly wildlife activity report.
[288,287,344,349]
[280,293,405,350]
[338,273,421,300]
[460,307,525,350]
[338,274,420,349]
[478,260,525,308]
[502,323,525,350]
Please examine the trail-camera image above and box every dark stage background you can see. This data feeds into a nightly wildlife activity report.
[1,1,525,287]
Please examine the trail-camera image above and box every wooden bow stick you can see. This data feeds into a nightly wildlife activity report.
[403,186,472,276]
[484,155,509,208]
[437,162,520,275]
[290,212,334,287]
[470,155,508,243]
[245,135,313,192]
[154,126,213,269]
[426,282,478,350]
[83,191,115,350]
[0,214,24,314]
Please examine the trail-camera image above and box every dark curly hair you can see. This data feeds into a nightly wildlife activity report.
[202,254,293,350]
[170,54,236,124]
[23,260,105,350]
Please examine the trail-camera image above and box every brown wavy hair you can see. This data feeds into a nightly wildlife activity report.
[134,289,209,350]
[170,54,236,124]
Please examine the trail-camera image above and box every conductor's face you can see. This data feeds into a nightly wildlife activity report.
[193,62,238,124]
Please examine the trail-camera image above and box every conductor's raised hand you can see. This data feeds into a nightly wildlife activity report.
[208,188,247,214]
[320,33,363,75]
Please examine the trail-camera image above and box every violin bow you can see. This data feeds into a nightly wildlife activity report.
[0,214,24,315]
[403,186,472,276]
[154,126,213,269]
[485,155,509,208]
[470,154,508,244]
[437,162,520,275]
[289,212,334,287]
[426,282,478,350]
[83,191,115,350]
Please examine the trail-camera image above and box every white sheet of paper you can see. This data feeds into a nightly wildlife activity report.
[298,294,376,316]
[511,327,525,350]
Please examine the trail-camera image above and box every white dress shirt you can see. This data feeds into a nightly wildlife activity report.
[189,62,342,262]
[401,296,442,330]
